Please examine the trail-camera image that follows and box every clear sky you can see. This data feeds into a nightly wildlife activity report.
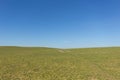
[0,0,120,48]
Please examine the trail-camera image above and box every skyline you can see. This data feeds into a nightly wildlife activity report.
[0,0,120,48]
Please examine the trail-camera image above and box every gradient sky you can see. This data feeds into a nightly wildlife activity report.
[0,0,120,48]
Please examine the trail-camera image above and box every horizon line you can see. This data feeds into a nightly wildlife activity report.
[0,45,120,49]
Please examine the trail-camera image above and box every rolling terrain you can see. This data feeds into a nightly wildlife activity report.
[0,46,120,80]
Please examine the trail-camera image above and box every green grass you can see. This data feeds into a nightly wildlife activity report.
[0,46,120,80]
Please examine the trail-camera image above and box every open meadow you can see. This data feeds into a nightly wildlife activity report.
[0,47,120,80]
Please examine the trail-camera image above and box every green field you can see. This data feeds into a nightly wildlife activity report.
[0,47,120,80]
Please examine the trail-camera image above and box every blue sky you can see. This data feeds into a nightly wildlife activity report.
[0,0,120,48]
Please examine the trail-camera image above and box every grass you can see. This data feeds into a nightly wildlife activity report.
[0,46,120,80]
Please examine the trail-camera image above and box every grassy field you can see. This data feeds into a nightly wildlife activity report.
[0,46,120,80]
